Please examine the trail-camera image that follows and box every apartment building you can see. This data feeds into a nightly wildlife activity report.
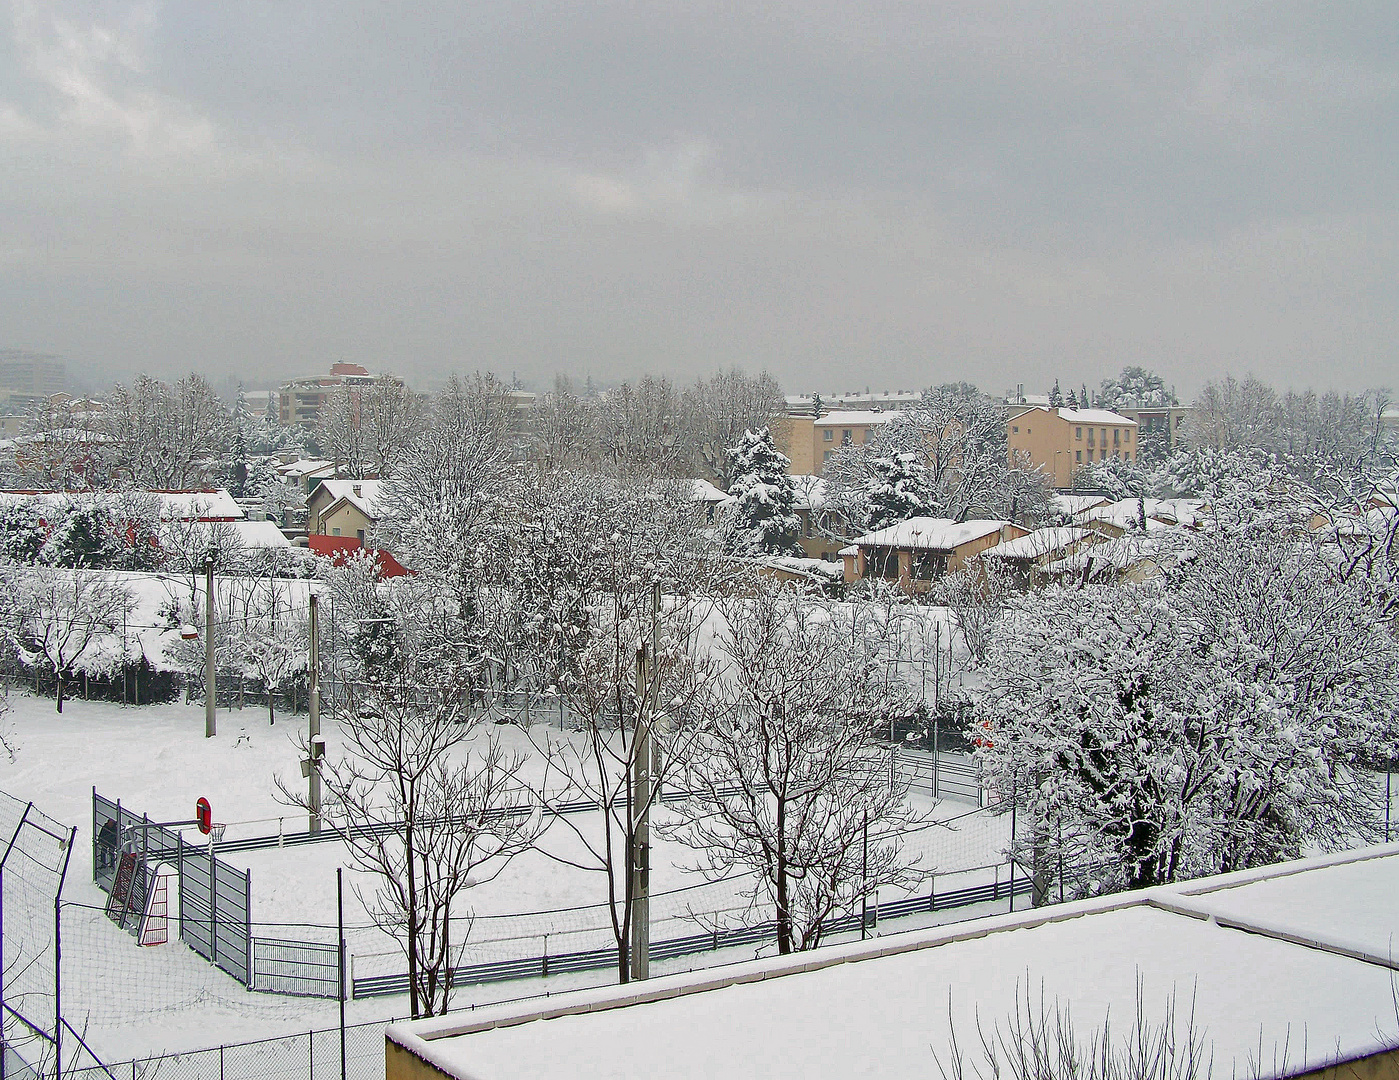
[1007,406,1138,489]
[278,363,382,427]
[779,410,904,474]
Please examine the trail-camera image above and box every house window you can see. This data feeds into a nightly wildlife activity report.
[356,530,365,543]
[1100,428,1107,443]
[842,429,853,445]
[823,429,833,441]
[866,547,900,580]
[823,450,833,461]
[1125,429,1132,442]
[1076,450,1082,462]
[1075,427,1082,439]
[913,552,949,580]
[1113,429,1120,445]
[1012,426,1019,433]
[332,527,341,536]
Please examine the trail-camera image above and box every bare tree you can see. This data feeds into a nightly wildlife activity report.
[280,604,539,1019]
[666,582,927,954]
[529,375,600,470]
[522,480,720,982]
[102,373,233,489]
[680,368,787,484]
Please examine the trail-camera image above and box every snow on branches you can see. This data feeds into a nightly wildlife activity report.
[975,523,1399,899]
[723,427,803,557]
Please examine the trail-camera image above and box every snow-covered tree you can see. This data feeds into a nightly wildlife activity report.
[724,427,802,556]
[0,501,49,564]
[1049,380,1064,408]
[864,452,935,531]
[521,480,719,983]
[667,583,926,954]
[1097,366,1177,410]
[680,368,787,485]
[976,524,1399,899]
[4,567,133,712]
[101,373,233,489]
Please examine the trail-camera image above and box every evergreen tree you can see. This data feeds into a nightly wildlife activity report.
[1067,388,1079,408]
[724,427,803,556]
[1049,380,1064,408]
[811,393,824,420]
[864,452,935,531]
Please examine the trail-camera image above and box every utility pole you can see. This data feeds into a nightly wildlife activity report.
[629,638,651,981]
[309,593,322,835]
[204,554,217,738]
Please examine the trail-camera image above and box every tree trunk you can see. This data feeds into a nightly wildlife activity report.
[55,671,64,713]
[775,800,791,954]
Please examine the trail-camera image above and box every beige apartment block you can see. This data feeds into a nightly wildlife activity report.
[1007,406,1138,489]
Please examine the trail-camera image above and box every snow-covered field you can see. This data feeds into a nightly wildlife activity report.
[0,690,1006,1064]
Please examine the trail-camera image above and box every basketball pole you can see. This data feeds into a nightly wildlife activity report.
[309,593,322,835]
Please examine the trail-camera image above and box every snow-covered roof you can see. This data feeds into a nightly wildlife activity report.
[690,479,729,505]
[277,458,335,479]
[149,489,244,521]
[1050,493,1109,517]
[813,410,902,427]
[0,488,244,521]
[388,845,1399,1080]
[315,479,385,517]
[1010,405,1137,427]
[986,526,1090,561]
[850,517,1009,551]
[1057,406,1138,426]
[1076,498,1204,531]
[227,520,292,549]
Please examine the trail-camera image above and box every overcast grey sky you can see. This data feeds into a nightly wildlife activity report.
[1,0,1395,397]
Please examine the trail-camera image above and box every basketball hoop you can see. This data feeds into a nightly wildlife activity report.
[208,823,226,844]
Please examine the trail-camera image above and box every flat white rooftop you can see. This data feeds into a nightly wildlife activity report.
[389,845,1399,1080]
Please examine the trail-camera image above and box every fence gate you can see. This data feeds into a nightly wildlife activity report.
[250,938,341,997]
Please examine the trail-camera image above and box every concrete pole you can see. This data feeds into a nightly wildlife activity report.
[629,641,651,981]
[204,558,217,738]
[309,593,322,835]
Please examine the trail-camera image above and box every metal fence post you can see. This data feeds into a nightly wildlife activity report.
[337,868,346,1080]
[244,873,253,988]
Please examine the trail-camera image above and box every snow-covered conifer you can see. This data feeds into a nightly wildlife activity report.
[723,427,802,556]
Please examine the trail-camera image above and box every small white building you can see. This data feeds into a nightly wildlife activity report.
[387,844,1399,1080]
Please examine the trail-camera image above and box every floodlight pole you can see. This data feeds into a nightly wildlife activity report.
[308,593,322,835]
[628,582,660,982]
[204,555,217,738]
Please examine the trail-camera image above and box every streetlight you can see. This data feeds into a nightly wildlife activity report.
[204,549,217,738]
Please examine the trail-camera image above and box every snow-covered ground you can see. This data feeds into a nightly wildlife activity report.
[0,691,1007,1065]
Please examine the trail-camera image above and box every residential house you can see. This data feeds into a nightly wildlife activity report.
[1007,407,1139,489]
[983,526,1094,588]
[304,478,409,576]
[840,517,1026,591]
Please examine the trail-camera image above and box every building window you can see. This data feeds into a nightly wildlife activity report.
[913,552,949,580]
[1076,450,1082,462]
[1012,426,1019,433]
[332,527,341,536]
[1075,427,1082,439]
[1100,428,1107,443]
[842,429,852,445]
[823,429,833,441]
[1113,428,1120,445]
[1125,428,1132,442]
[356,530,365,543]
